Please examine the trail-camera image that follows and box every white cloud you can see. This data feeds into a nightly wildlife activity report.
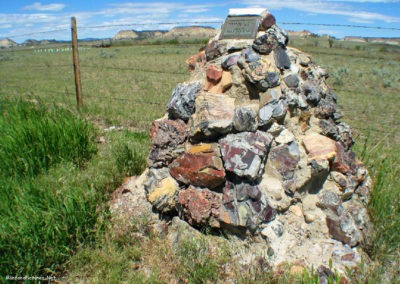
[23,2,66,12]
[242,0,400,23]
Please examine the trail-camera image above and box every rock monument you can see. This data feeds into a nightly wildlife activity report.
[122,8,374,275]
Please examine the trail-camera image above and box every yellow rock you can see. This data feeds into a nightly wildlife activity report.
[148,176,179,204]
[185,142,219,155]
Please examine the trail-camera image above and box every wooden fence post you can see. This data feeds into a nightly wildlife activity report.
[71,17,83,111]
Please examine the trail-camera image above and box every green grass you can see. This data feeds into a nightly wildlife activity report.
[0,38,399,282]
[0,99,150,278]
[0,99,97,178]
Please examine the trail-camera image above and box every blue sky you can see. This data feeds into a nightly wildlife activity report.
[1,1,399,43]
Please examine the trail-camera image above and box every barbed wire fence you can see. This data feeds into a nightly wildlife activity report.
[0,19,399,136]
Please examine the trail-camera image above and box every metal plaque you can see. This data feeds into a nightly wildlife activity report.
[220,16,261,40]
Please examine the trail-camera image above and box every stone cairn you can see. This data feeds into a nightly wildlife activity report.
[142,9,373,273]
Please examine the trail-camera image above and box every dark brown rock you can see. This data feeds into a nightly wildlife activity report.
[315,97,337,119]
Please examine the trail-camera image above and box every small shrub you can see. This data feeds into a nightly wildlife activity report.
[379,46,389,53]
[176,236,220,283]
[328,38,335,48]
[383,80,392,88]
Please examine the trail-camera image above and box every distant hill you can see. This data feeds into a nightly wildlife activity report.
[162,26,217,38]
[287,30,316,38]
[111,26,217,42]
[0,38,17,48]
[3,27,400,48]
[343,36,400,45]
[112,30,139,41]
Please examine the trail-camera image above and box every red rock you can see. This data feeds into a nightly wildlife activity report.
[332,142,360,175]
[178,186,221,227]
[206,64,223,82]
[169,144,225,189]
[205,71,232,93]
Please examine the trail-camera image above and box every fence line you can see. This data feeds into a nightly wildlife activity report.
[4,20,400,40]
[1,20,398,135]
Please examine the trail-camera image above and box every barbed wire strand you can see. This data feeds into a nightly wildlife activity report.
[3,21,400,40]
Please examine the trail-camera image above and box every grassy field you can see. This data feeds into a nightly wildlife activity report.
[0,37,399,282]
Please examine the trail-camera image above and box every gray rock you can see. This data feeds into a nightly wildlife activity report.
[336,122,355,150]
[147,118,188,167]
[317,190,342,213]
[261,219,284,241]
[259,100,287,126]
[303,79,322,106]
[298,93,309,109]
[270,25,289,47]
[219,131,273,180]
[167,82,201,121]
[233,107,258,132]
[315,97,338,119]
[283,74,300,88]
[274,46,291,70]
[243,47,260,62]
[222,54,241,70]
[252,33,277,55]
[259,103,275,126]
[264,71,280,88]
